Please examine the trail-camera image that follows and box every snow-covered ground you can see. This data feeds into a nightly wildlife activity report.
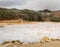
[0,22,60,44]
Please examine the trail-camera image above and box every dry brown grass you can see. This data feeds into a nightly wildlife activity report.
[1,40,60,47]
[0,20,39,25]
[0,20,60,25]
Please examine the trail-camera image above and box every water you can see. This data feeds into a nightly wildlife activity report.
[0,22,60,44]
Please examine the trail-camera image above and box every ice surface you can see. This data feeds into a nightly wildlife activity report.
[0,22,60,44]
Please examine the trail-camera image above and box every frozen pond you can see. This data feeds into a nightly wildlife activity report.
[0,22,60,44]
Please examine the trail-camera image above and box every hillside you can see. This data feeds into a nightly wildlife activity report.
[0,8,60,22]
